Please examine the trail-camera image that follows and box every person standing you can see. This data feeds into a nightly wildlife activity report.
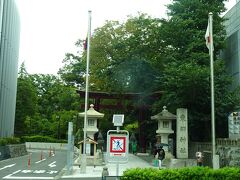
[155,146,165,169]
[196,151,203,166]
[132,141,137,154]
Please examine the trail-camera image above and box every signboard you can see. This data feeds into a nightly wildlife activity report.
[113,114,124,126]
[106,130,129,163]
[176,108,188,159]
[86,144,91,155]
[110,136,126,156]
[228,112,240,139]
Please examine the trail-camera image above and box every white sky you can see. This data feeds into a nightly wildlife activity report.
[16,0,235,75]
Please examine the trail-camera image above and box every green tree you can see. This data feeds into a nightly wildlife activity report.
[58,51,85,88]
[154,0,240,140]
[15,63,37,136]
[60,14,162,93]
[28,74,80,138]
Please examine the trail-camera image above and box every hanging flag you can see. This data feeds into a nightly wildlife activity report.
[205,18,214,51]
[83,38,88,50]
[205,20,210,50]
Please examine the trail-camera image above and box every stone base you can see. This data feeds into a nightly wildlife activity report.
[168,158,196,168]
[162,151,174,167]
[77,153,104,166]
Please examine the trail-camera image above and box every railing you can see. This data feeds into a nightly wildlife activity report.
[102,176,122,180]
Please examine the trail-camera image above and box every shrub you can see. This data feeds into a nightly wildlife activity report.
[122,167,240,180]
[0,137,21,146]
[21,135,67,143]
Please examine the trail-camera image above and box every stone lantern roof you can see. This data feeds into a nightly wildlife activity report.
[79,104,104,118]
[151,106,176,120]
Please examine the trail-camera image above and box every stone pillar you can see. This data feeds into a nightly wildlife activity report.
[176,108,188,159]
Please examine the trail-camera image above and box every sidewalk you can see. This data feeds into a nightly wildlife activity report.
[61,153,156,179]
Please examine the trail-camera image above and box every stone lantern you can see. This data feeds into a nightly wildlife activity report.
[151,106,176,152]
[78,104,104,163]
[79,104,104,139]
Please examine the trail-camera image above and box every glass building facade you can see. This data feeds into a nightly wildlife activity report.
[223,1,240,89]
[0,0,20,137]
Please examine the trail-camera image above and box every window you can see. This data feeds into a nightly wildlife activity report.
[163,121,169,128]
[88,119,95,126]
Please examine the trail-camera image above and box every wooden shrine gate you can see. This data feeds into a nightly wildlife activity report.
[76,90,162,152]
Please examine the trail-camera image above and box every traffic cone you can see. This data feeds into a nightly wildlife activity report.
[40,150,43,160]
[28,154,31,168]
[49,146,52,157]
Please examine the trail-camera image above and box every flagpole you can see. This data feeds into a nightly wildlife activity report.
[208,12,217,168]
[80,10,91,174]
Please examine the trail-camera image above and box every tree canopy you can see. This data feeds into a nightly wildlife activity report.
[16,0,240,144]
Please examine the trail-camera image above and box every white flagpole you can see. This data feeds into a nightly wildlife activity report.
[80,10,91,174]
[209,12,217,169]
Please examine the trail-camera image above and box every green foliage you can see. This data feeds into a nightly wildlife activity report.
[124,122,138,133]
[21,135,67,143]
[16,0,238,144]
[0,137,21,146]
[15,63,38,136]
[153,0,239,140]
[122,167,240,180]
[58,49,86,87]
[15,63,80,139]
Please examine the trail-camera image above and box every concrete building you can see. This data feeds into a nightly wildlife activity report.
[0,0,20,137]
[223,1,240,89]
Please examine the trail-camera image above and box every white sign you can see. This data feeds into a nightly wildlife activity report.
[106,130,129,163]
[113,114,124,126]
[86,143,91,155]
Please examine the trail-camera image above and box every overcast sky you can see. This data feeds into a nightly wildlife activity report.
[16,0,236,75]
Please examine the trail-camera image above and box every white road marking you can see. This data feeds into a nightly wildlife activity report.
[3,170,54,179]
[48,161,56,168]
[33,170,46,174]
[3,177,54,179]
[3,170,21,179]
[35,159,46,164]
[0,163,16,171]
[3,169,57,179]
[46,170,58,174]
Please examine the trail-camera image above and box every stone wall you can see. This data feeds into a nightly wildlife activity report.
[0,146,10,161]
[0,144,27,161]
[189,139,240,167]
[216,139,240,167]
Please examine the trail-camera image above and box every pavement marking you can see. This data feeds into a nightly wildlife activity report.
[48,161,56,168]
[3,177,54,179]
[3,169,58,179]
[0,163,16,171]
[3,170,21,179]
[35,159,46,164]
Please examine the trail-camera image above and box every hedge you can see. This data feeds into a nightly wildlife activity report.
[21,135,67,143]
[0,137,21,146]
[122,167,240,180]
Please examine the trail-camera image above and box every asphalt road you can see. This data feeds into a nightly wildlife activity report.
[0,149,67,180]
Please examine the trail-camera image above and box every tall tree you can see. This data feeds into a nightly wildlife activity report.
[15,63,37,136]
[60,14,163,93]
[155,0,240,140]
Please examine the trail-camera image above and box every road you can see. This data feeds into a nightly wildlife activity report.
[0,149,67,180]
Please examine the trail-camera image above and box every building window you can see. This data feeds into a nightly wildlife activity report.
[163,121,169,128]
[88,119,95,126]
